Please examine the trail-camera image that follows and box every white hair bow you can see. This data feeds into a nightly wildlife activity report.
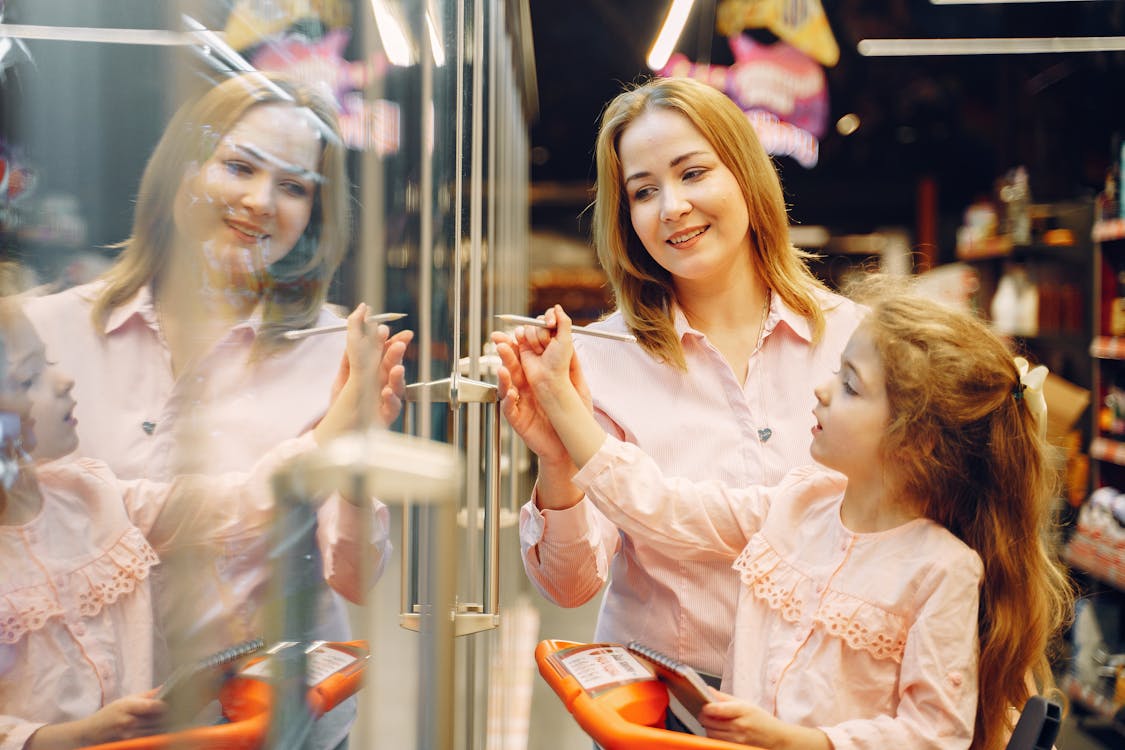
[1013,357,1048,440]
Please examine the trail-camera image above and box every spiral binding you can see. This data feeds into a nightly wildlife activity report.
[626,640,680,671]
[197,636,265,670]
[157,636,265,701]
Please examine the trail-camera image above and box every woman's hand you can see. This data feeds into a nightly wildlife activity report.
[28,691,166,749]
[317,304,411,443]
[490,305,592,466]
[327,307,413,429]
[377,328,413,425]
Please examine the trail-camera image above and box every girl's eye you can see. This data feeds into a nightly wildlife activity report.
[843,381,858,396]
[682,167,706,181]
[19,377,36,391]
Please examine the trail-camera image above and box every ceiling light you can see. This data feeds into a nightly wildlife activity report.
[836,114,861,136]
[0,22,191,45]
[930,1,1100,4]
[371,0,415,66]
[647,0,696,71]
[425,8,444,67]
[858,36,1125,56]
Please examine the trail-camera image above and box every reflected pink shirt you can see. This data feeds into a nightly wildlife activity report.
[575,442,982,750]
[519,290,866,676]
[0,437,313,750]
[23,282,389,652]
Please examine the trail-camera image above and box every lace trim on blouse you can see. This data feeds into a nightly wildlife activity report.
[1,526,159,644]
[732,535,909,663]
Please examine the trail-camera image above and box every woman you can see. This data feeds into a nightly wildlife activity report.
[494,76,866,728]
[22,72,409,748]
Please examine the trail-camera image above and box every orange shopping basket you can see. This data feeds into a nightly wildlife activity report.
[80,640,369,750]
[535,639,763,750]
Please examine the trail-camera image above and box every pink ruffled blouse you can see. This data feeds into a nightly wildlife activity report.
[573,438,983,750]
[0,436,311,750]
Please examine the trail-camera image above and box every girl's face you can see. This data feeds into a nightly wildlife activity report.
[617,108,753,289]
[1,310,77,461]
[0,313,44,456]
[173,102,322,291]
[811,325,891,483]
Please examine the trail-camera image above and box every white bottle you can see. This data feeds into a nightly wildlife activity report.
[991,267,1022,336]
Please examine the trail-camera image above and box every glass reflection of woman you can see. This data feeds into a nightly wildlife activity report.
[23,72,410,749]
[496,76,867,732]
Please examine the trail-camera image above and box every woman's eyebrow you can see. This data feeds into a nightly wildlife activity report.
[229,141,325,184]
[624,150,708,185]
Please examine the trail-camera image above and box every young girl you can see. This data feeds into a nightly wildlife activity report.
[0,299,397,750]
[495,288,1073,750]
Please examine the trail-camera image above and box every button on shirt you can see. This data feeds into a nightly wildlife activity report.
[519,290,866,676]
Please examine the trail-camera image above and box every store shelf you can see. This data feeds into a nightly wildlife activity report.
[1090,437,1125,467]
[958,237,1088,264]
[1065,535,1125,593]
[1092,337,1125,360]
[1059,674,1125,733]
[1094,219,1125,244]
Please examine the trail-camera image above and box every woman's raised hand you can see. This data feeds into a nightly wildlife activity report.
[490,305,593,464]
[317,303,413,443]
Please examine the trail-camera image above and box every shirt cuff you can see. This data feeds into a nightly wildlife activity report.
[518,489,597,548]
[3,721,47,750]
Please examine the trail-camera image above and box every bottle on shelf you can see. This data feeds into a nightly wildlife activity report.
[1001,166,1033,246]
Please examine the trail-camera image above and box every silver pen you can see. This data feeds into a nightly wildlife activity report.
[495,314,637,343]
[282,312,408,341]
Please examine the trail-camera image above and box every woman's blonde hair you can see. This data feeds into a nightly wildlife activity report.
[592,76,829,369]
[856,281,1074,750]
[92,71,350,352]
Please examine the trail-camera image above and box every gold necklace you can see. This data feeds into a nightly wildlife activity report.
[755,291,773,443]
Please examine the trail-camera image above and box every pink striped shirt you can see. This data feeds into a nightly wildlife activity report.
[519,289,866,676]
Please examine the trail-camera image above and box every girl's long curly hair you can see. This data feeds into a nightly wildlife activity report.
[856,281,1074,750]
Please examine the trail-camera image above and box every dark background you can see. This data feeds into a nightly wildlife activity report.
[526,0,1125,256]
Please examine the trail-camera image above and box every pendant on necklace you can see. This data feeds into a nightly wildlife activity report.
[757,427,773,442]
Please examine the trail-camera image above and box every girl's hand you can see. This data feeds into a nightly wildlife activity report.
[699,691,830,750]
[28,691,166,749]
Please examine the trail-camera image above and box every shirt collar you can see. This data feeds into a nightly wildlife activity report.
[103,283,265,336]
[672,291,814,344]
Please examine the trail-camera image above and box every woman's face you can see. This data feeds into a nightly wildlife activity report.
[617,108,752,288]
[173,102,323,291]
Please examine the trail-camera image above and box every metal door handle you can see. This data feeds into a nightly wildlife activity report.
[401,375,501,635]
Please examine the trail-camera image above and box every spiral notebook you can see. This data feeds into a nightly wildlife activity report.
[625,640,714,719]
[156,637,265,709]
